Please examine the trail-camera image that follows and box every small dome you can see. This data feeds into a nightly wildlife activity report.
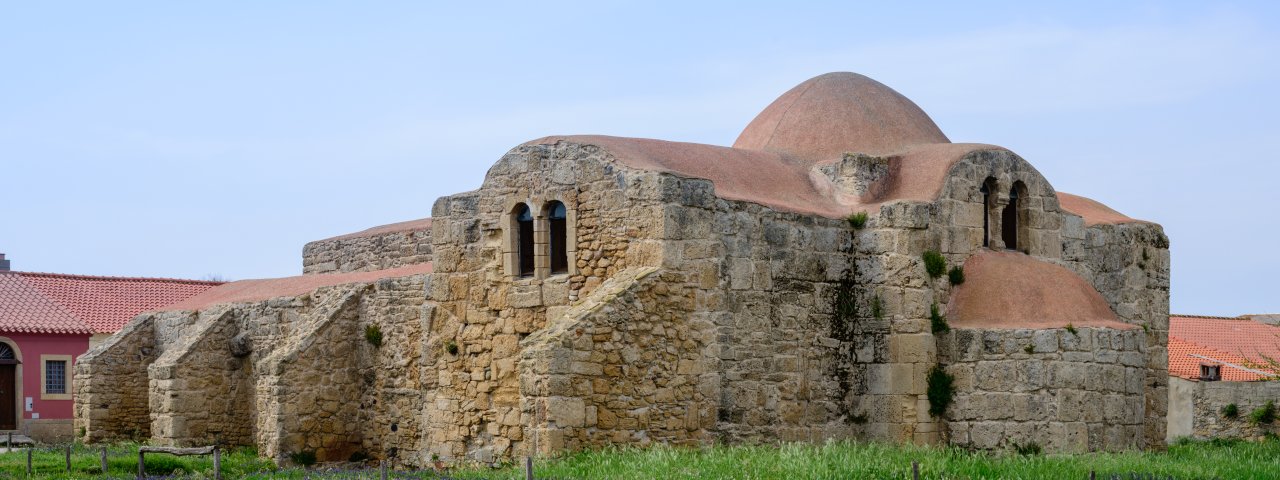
[733,72,949,159]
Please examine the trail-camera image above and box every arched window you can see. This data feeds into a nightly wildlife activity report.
[1001,183,1025,251]
[980,178,997,248]
[514,204,535,277]
[546,201,568,274]
[0,343,13,361]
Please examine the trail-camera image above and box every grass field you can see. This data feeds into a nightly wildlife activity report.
[0,437,1276,479]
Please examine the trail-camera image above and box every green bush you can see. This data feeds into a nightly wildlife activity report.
[926,365,955,417]
[1222,403,1239,419]
[930,303,949,334]
[947,266,965,285]
[847,211,869,230]
[364,324,383,347]
[444,340,460,356]
[922,251,946,278]
[1250,401,1277,424]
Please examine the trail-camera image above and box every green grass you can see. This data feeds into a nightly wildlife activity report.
[4,438,1280,479]
[0,442,274,479]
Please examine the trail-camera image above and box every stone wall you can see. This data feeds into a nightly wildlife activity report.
[1168,377,1280,441]
[1061,220,1170,447]
[303,222,433,274]
[75,316,160,442]
[942,327,1148,452]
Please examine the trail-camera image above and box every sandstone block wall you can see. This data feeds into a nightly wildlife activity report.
[75,317,160,442]
[303,223,433,274]
[943,327,1147,452]
[1168,377,1280,441]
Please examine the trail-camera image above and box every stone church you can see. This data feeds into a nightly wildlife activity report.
[74,72,1169,465]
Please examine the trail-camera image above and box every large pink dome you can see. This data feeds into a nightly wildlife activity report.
[733,72,949,159]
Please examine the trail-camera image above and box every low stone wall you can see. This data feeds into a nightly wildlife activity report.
[1168,377,1280,441]
[942,327,1148,452]
[303,221,432,274]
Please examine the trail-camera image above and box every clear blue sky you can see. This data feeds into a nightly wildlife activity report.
[2,2,1277,316]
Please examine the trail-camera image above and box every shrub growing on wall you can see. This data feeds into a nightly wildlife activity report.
[1250,401,1277,424]
[922,251,946,278]
[364,324,383,347]
[930,303,949,334]
[926,365,955,417]
[847,211,869,230]
[947,266,965,285]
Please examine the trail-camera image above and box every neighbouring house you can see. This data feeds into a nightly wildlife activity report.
[1167,314,1280,441]
[0,254,219,440]
[76,72,1169,464]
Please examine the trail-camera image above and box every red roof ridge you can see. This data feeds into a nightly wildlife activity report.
[7,270,224,286]
[1170,313,1247,320]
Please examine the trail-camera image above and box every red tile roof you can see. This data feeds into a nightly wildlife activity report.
[1169,314,1280,381]
[0,271,221,335]
[160,263,433,312]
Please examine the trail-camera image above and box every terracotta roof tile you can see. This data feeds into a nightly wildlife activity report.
[1169,315,1280,381]
[160,263,433,312]
[0,273,91,334]
[1,271,221,334]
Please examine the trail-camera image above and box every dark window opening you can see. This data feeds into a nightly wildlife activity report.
[547,201,568,274]
[0,343,13,360]
[45,360,66,394]
[1001,185,1019,250]
[515,204,535,277]
[1200,364,1221,381]
[980,178,996,248]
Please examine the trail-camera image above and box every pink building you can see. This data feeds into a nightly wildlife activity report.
[0,254,219,440]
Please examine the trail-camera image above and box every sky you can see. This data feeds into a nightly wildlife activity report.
[1,1,1277,316]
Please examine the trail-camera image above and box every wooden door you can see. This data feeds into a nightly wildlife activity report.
[0,364,14,430]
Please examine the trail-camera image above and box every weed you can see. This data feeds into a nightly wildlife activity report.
[947,266,965,285]
[444,340,459,356]
[1221,403,1239,419]
[1024,344,1035,355]
[871,296,883,320]
[364,324,383,348]
[847,211,869,230]
[926,365,955,417]
[930,303,949,334]
[922,251,946,278]
[1065,323,1078,336]
[1250,401,1277,424]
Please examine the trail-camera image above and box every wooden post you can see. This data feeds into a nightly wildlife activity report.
[912,460,920,480]
[65,445,71,472]
[101,447,108,474]
[380,460,387,480]
[524,456,534,480]
[214,447,221,480]
[26,445,32,475]
[138,449,145,479]
[7,431,11,448]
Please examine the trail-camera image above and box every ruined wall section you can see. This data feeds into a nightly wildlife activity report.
[303,224,433,274]
[421,141,670,463]
[75,315,162,442]
[148,309,254,446]
[1061,219,1170,447]
[518,266,717,455]
[942,327,1147,452]
[256,291,365,462]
